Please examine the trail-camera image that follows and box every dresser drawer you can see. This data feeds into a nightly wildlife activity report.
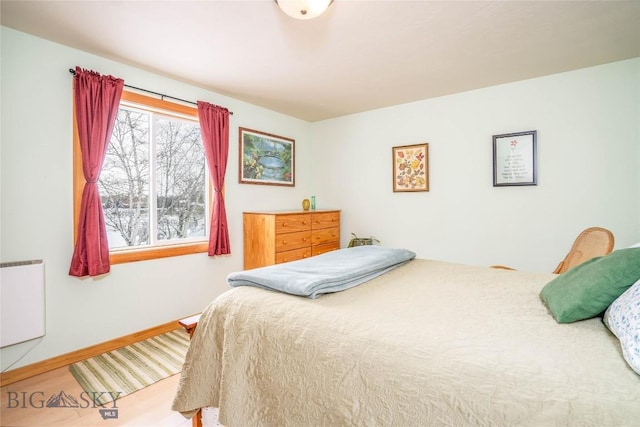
[312,227,339,245]
[311,212,340,230]
[276,247,312,264]
[312,241,340,256]
[244,210,340,270]
[276,214,311,233]
[276,230,311,252]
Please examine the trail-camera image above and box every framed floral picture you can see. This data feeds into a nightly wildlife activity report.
[392,143,429,192]
[239,127,295,186]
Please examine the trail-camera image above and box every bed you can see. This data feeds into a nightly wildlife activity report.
[172,247,640,426]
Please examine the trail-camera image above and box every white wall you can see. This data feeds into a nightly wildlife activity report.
[0,27,313,370]
[311,58,640,272]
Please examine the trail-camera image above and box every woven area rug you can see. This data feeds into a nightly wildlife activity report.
[69,329,189,405]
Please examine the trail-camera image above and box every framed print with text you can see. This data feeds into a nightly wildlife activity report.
[493,130,537,187]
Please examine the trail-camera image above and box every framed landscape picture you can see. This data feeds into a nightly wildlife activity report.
[492,130,537,187]
[392,143,429,192]
[239,127,295,186]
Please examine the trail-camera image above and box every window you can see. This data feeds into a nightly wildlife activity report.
[73,91,211,264]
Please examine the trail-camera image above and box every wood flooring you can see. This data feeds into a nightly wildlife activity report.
[1,365,190,427]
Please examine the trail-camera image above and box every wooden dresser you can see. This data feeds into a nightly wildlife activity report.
[243,210,341,270]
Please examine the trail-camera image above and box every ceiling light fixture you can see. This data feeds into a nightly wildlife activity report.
[275,0,334,20]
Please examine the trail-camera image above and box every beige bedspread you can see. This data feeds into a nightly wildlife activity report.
[172,259,640,426]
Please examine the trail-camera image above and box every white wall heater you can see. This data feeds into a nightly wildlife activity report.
[0,260,46,348]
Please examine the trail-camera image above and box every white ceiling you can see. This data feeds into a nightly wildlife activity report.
[2,0,639,122]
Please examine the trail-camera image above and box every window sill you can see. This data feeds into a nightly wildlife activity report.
[110,242,209,264]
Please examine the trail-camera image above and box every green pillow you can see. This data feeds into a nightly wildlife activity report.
[540,248,640,323]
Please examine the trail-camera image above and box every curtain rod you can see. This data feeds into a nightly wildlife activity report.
[68,68,233,115]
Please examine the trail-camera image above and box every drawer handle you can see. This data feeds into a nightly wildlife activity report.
[282,240,287,244]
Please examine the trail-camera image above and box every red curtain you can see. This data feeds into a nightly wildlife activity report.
[197,101,231,256]
[69,67,124,277]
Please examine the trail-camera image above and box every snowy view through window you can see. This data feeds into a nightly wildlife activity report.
[99,105,208,249]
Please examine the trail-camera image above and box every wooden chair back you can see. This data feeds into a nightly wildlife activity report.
[553,227,615,274]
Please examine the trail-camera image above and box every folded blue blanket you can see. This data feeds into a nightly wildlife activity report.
[227,246,416,298]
